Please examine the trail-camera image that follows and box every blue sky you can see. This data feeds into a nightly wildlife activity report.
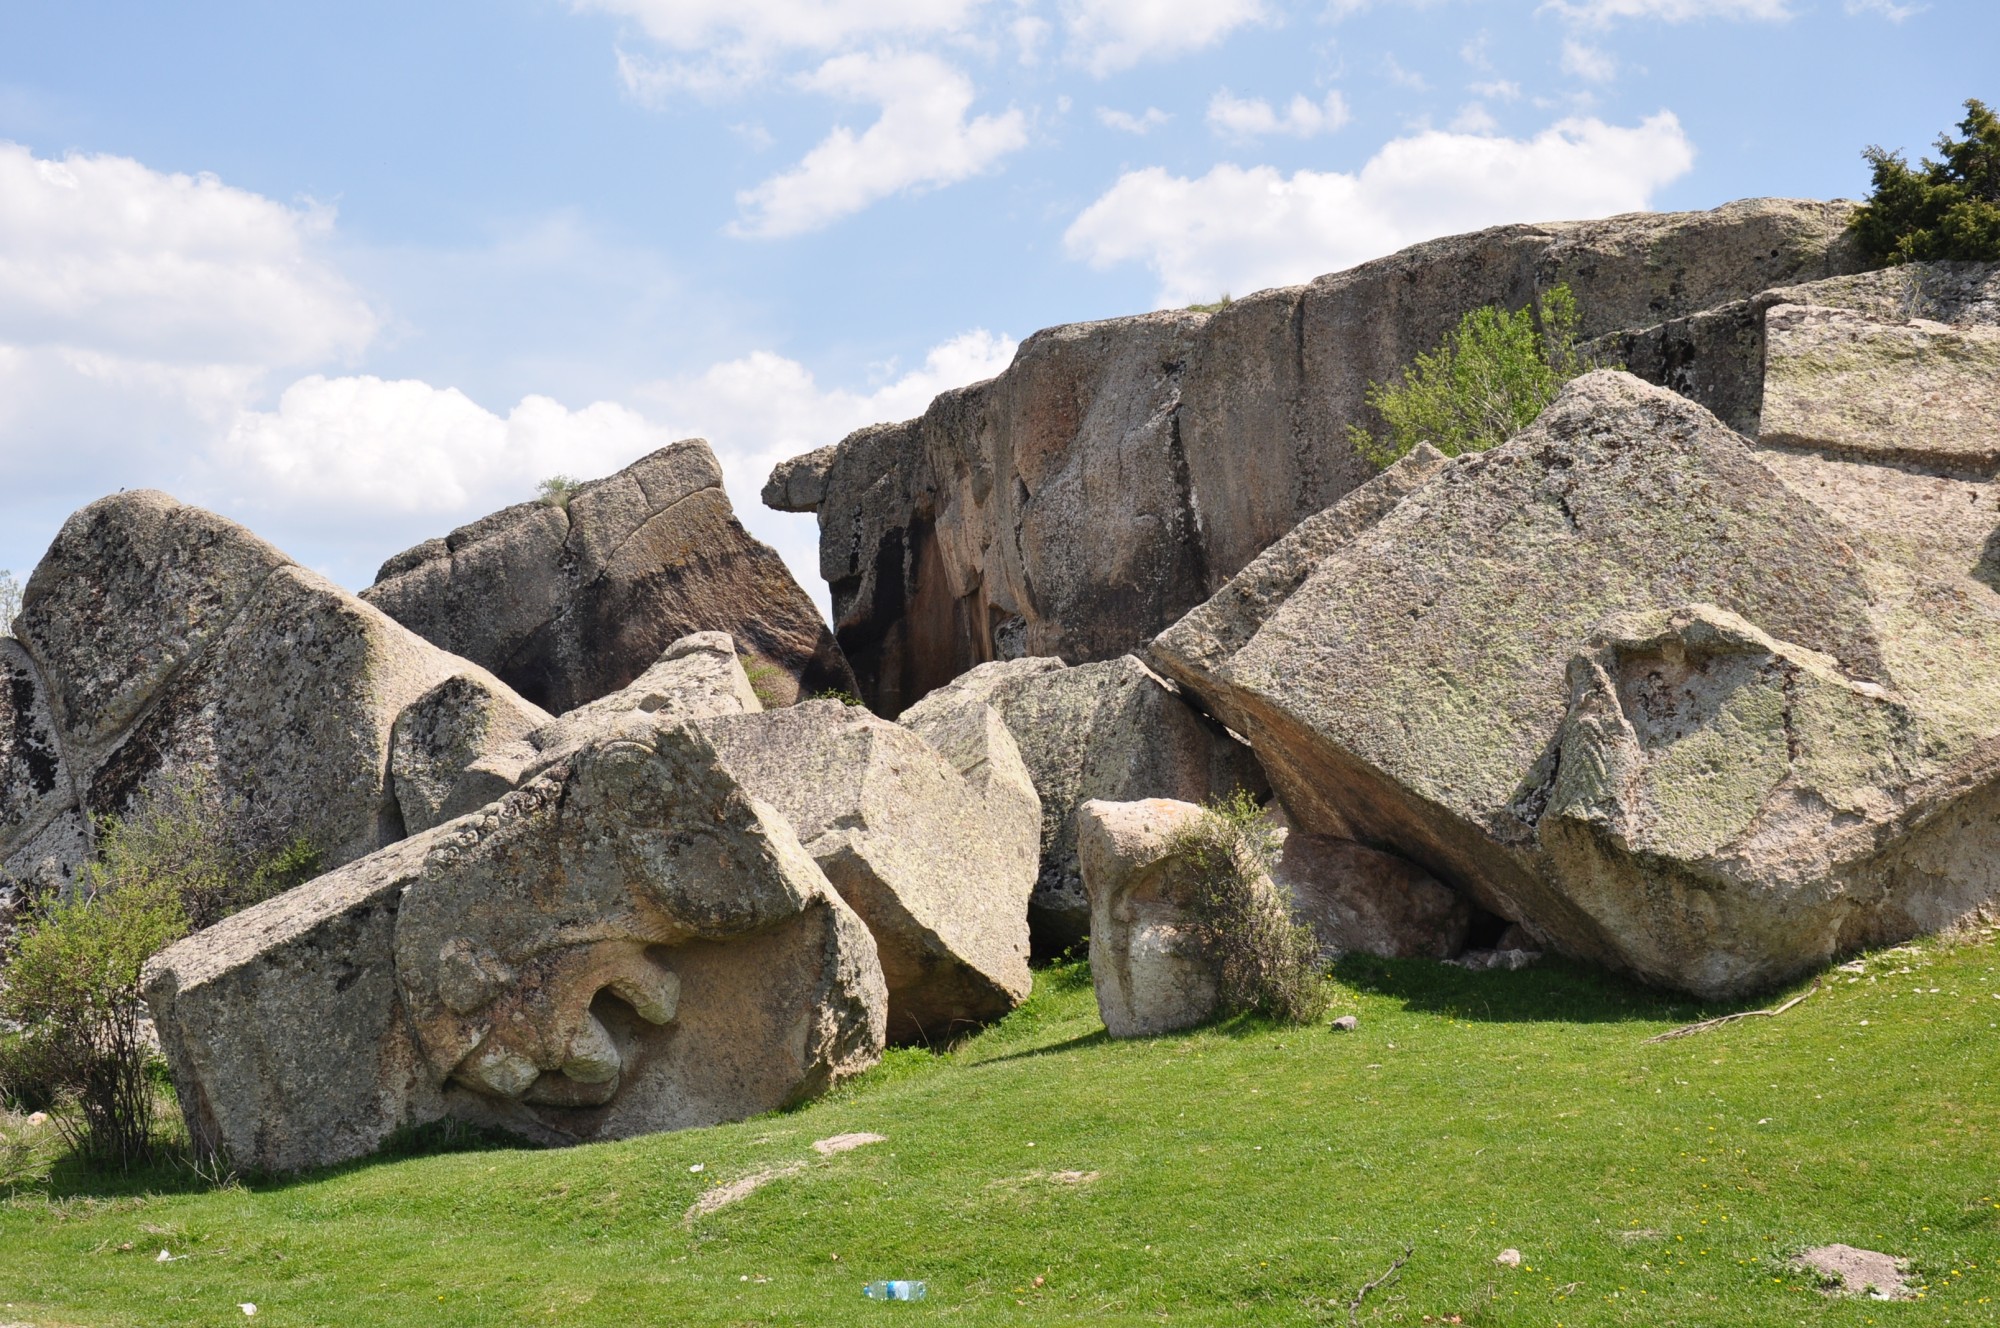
[0,0,1989,605]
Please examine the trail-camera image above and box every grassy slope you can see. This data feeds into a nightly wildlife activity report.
[2,936,1997,1328]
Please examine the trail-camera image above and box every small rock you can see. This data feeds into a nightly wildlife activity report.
[812,1132,888,1157]
[24,1111,47,1126]
[1330,1015,1359,1032]
[1794,1244,1916,1300]
[1495,1249,1522,1268]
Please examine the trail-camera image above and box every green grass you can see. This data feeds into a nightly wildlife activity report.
[4,934,1999,1327]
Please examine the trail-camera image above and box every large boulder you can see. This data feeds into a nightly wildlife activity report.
[366,439,856,714]
[142,720,888,1173]
[3,492,528,879]
[1268,812,1472,962]
[1077,798,1217,1038]
[1150,370,2000,999]
[773,199,1863,713]
[899,655,1265,953]
[697,701,1036,1042]
[0,637,82,893]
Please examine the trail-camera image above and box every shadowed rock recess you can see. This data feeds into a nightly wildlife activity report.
[367,439,857,714]
[769,199,1863,715]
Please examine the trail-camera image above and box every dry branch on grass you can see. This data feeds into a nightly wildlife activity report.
[1643,980,1821,1044]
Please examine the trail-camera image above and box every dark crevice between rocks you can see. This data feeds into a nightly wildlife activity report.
[1164,407,1211,595]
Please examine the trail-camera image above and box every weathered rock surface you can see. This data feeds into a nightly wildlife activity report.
[0,637,79,892]
[899,655,1265,952]
[1152,370,2000,999]
[777,199,1863,713]
[1077,798,1217,1038]
[366,440,856,714]
[4,492,525,878]
[143,721,887,1173]
[698,701,1035,1041]
[1269,814,1473,961]
[390,674,552,835]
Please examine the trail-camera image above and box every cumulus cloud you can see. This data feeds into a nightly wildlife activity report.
[1098,106,1172,134]
[1208,90,1351,139]
[1063,0,1269,77]
[1063,112,1696,306]
[732,51,1028,237]
[1540,0,1793,22]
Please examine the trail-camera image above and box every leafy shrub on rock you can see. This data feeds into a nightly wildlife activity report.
[0,774,317,1168]
[1853,99,2000,265]
[1348,283,1590,469]
[1169,791,1329,1025]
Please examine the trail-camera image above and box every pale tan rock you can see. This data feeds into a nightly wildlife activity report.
[777,200,1862,711]
[1269,814,1473,961]
[698,701,1034,1042]
[367,440,855,713]
[900,655,1264,953]
[1153,372,2000,1000]
[144,721,888,1172]
[1077,798,1217,1038]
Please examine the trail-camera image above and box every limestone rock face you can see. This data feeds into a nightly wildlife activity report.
[143,721,888,1173]
[899,655,1265,953]
[698,701,1035,1041]
[1077,798,1217,1038]
[5,491,522,877]
[1152,371,2000,999]
[366,440,856,714]
[776,200,1862,712]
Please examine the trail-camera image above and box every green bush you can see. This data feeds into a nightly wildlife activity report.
[0,774,317,1168]
[536,474,584,509]
[1347,282,1591,470]
[1852,99,2000,265]
[1169,791,1329,1026]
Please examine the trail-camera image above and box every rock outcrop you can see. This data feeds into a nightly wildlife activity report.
[1,492,529,882]
[1077,798,1218,1038]
[143,720,888,1173]
[698,701,1036,1041]
[367,439,856,714]
[1153,369,2000,999]
[773,199,1863,714]
[899,655,1265,952]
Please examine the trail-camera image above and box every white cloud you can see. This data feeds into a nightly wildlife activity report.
[578,0,984,53]
[1208,90,1351,139]
[1471,79,1523,100]
[1561,39,1619,82]
[1540,0,1793,23]
[1063,112,1697,307]
[1098,106,1172,135]
[1450,103,1500,133]
[732,51,1028,238]
[1382,55,1429,91]
[1063,0,1269,77]
[1844,0,1924,18]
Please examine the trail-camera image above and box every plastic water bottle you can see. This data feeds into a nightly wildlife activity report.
[862,1280,927,1301]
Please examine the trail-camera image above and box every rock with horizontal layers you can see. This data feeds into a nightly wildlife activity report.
[1152,370,2000,999]
[366,439,856,714]
[1077,798,1218,1038]
[899,655,1265,954]
[142,720,888,1173]
[5,491,526,879]
[697,700,1035,1042]
[775,199,1862,713]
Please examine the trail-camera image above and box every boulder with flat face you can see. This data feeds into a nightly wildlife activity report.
[697,700,1036,1042]
[899,655,1264,953]
[142,720,888,1173]
[1153,370,2000,999]
[1077,798,1218,1039]
[366,440,856,714]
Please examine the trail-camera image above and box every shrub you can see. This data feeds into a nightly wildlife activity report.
[1347,283,1591,470]
[740,655,790,708]
[536,475,584,509]
[1170,791,1329,1025]
[811,688,866,707]
[1853,99,2000,265]
[0,774,316,1168]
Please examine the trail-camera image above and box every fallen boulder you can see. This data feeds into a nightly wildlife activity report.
[1152,370,2000,999]
[143,720,888,1173]
[1077,798,1218,1038]
[366,439,856,714]
[899,655,1264,953]
[1269,814,1472,962]
[698,700,1036,1042]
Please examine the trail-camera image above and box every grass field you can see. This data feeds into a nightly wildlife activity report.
[2,931,1997,1327]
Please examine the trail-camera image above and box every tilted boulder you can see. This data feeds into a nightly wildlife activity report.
[4,491,528,878]
[697,701,1036,1042]
[1151,370,2000,999]
[142,720,887,1173]
[899,655,1264,953]
[773,199,1862,713]
[366,439,856,714]
[1077,798,1218,1038]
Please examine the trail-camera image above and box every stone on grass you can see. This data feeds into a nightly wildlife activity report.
[698,701,1035,1042]
[1077,798,1218,1038]
[1793,1245,1915,1300]
[366,440,855,713]
[1268,808,1473,961]
[143,721,887,1173]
